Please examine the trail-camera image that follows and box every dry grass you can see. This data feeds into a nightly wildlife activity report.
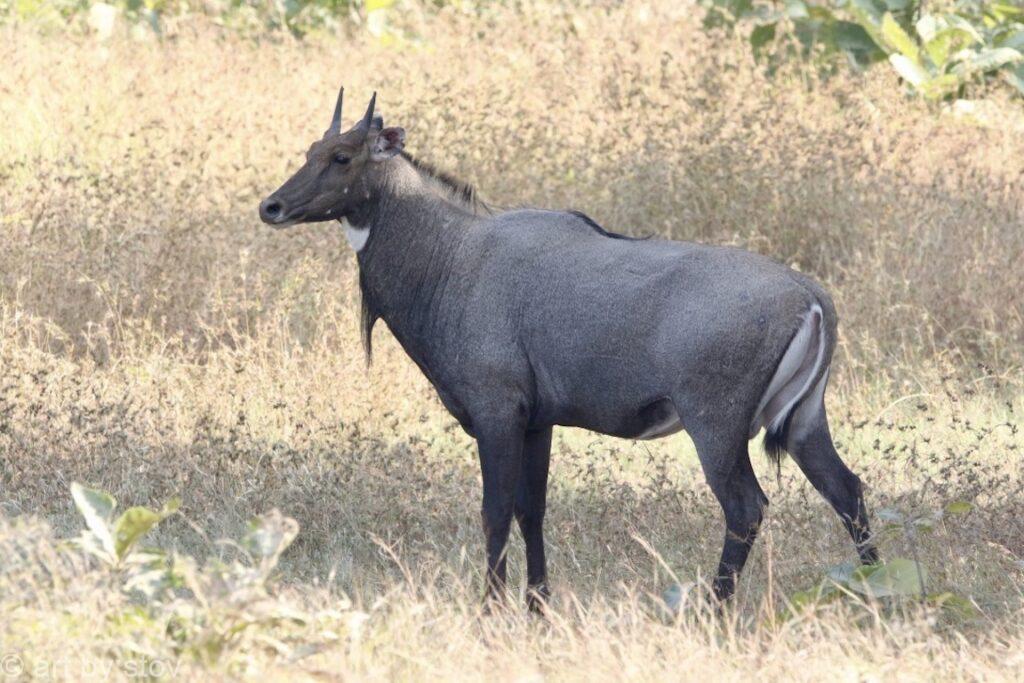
[1,1,1024,679]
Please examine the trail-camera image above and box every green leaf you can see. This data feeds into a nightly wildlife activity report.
[944,14,985,44]
[750,23,777,53]
[848,558,927,598]
[955,47,1024,76]
[988,3,1024,22]
[805,5,836,21]
[918,15,983,67]
[71,482,116,527]
[881,12,921,62]
[1002,64,1024,96]
[786,582,840,614]
[997,31,1024,52]
[784,0,809,20]
[912,514,938,532]
[851,0,885,24]
[929,592,981,619]
[703,0,754,28]
[944,500,973,515]
[890,53,931,85]
[244,509,299,573]
[849,1,888,54]
[825,560,859,585]
[123,552,175,599]
[835,20,884,53]
[73,533,117,564]
[747,4,780,24]
[71,482,117,557]
[915,13,941,42]
[923,28,979,67]
[161,496,182,516]
[113,506,168,561]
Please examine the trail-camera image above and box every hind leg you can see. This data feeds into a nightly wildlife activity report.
[690,427,769,601]
[788,400,878,564]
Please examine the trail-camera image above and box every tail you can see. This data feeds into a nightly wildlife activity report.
[749,302,832,466]
[762,409,794,465]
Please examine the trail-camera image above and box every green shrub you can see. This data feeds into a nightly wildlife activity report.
[702,0,1024,99]
[66,483,359,669]
[0,0,392,38]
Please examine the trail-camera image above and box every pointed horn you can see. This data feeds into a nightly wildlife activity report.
[327,85,344,136]
[357,92,377,132]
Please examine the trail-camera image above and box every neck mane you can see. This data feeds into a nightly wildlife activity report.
[397,151,488,216]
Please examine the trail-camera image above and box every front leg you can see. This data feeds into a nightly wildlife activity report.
[515,427,552,613]
[476,418,526,603]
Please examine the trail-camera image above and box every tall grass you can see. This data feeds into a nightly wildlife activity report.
[2,2,1022,391]
[1,1,1023,679]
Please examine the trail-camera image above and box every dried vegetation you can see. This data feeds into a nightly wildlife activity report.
[1,2,1023,679]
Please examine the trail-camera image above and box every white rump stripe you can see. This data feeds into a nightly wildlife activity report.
[749,304,826,439]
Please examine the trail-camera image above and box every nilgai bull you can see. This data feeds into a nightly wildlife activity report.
[259,89,878,610]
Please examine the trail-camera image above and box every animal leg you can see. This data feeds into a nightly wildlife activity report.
[692,430,769,601]
[787,403,878,564]
[476,419,526,603]
[514,427,552,612]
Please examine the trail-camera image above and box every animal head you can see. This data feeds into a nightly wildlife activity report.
[259,88,405,228]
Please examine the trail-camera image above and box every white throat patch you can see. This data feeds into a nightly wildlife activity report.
[340,217,370,253]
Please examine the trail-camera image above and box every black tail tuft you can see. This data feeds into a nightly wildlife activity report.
[762,408,795,469]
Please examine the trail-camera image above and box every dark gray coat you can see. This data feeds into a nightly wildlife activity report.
[260,94,877,607]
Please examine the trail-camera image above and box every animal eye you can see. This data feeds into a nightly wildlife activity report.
[334,154,350,165]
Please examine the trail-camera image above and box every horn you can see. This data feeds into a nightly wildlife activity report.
[327,85,344,136]
[357,92,377,133]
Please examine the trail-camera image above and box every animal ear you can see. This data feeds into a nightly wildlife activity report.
[371,127,405,161]
[371,115,384,131]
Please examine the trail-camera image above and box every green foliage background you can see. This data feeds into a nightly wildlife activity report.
[4,0,1022,99]
[703,0,1024,99]
[2,0,391,36]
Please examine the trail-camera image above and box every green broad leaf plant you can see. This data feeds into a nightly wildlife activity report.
[700,0,1024,99]
[65,483,355,667]
[784,498,980,620]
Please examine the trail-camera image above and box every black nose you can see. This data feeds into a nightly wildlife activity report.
[259,197,285,224]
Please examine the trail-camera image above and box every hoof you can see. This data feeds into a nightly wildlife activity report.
[526,583,551,615]
[480,588,514,615]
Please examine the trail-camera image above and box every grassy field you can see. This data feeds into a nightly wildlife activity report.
[2,1,1023,679]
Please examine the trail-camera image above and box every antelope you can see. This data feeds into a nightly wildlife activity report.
[259,88,878,610]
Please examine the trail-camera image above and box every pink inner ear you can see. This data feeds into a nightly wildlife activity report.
[374,127,405,156]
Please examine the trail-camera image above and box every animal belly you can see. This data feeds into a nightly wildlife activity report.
[566,396,683,441]
[634,412,684,440]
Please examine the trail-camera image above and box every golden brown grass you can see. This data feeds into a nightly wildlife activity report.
[1,1,1023,679]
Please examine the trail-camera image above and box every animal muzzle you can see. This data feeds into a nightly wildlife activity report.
[259,195,300,226]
